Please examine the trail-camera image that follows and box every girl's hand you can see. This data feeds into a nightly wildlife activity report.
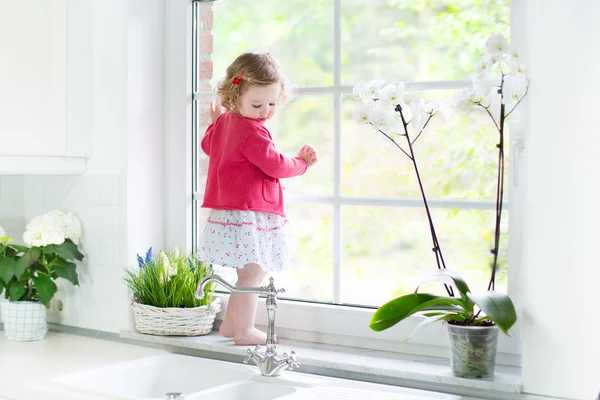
[209,100,223,123]
[298,145,318,168]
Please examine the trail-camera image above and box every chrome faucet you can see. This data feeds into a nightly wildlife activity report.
[195,275,300,377]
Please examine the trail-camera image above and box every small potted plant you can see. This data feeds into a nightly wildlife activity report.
[370,269,516,378]
[353,33,526,378]
[124,247,220,336]
[0,211,84,341]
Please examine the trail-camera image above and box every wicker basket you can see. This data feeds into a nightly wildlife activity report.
[131,297,222,336]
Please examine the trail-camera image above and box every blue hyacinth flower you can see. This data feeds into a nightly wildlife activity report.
[145,247,153,264]
[136,254,145,269]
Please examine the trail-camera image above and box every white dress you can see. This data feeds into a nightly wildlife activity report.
[197,209,295,272]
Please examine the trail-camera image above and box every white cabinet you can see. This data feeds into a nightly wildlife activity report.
[0,0,91,174]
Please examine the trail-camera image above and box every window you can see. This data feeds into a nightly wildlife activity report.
[192,0,512,310]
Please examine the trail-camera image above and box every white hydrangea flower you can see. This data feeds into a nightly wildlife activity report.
[485,33,509,57]
[0,225,5,238]
[23,224,65,247]
[22,210,82,247]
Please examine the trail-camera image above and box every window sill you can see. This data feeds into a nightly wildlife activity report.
[119,329,523,399]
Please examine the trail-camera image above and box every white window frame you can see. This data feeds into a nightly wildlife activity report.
[166,0,524,366]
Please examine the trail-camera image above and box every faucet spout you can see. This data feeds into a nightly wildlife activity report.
[195,275,299,377]
[195,274,266,299]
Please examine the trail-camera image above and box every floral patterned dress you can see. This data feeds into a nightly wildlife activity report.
[197,209,295,272]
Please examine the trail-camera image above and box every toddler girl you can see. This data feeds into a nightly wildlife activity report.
[198,51,318,345]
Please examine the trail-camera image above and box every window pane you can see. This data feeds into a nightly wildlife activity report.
[267,96,334,195]
[211,1,333,88]
[275,204,334,302]
[342,92,510,199]
[341,0,511,83]
[341,206,507,306]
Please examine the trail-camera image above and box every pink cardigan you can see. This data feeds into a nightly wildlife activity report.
[201,112,307,217]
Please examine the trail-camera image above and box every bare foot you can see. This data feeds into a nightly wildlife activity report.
[219,320,234,338]
[233,328,267,346]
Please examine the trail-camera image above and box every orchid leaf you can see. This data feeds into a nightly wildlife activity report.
[403,313,467,343]
[468,291,517,335]
[415,269,471,296]
[370,293,441,332]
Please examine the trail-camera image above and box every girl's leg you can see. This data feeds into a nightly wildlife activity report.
[224,263,268,345]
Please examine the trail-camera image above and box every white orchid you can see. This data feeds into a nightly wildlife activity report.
[479,91,496,108]
[421,102,438,115]
[473,75,492,98]
[367,80,384,99]
[353,102,372,124]
[368,106,398,133]
[502,75,529,107]
[485,33,509,57]
[505,49,522,68]
[451,88,474,112]
[475,58,493,77]
[437,101,453,120]
[352,80,368,100]
[408,99,425,132]
[379,83,406,105]
[511,63,527,76]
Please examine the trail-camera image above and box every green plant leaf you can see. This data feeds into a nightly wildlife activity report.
[8,281,26,301]
[53,259,79,286]
[406,297,467,316]
[55,240,84,261]
[33,275,57,306]
[468,291,517,335]
[15,248,42,279]
[370,293,440,332]
[403,312,468,343]
[415,269,471,296]
[9,244,29,253]
[0,257,16,284]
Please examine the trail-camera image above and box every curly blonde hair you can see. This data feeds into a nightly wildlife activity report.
[216,51,293,112]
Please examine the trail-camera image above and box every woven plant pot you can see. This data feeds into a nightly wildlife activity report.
[131,297,221,336]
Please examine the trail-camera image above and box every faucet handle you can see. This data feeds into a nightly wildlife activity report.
[282,350,300,370]
[266,277,286,296]
[243,345,261,364]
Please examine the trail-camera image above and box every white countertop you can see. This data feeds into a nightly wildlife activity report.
[121,330,523,396]
[0,332,166,400]
[0,330,542,400]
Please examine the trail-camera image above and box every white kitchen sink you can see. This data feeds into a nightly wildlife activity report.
[52,353,463,400]
[52,353,253,400]
[191,381,297,400]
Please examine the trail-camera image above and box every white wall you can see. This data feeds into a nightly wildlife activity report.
[0,0,167,332]
[520,1,600,399]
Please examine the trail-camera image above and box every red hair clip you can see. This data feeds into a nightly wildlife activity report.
[232,72,244,86]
